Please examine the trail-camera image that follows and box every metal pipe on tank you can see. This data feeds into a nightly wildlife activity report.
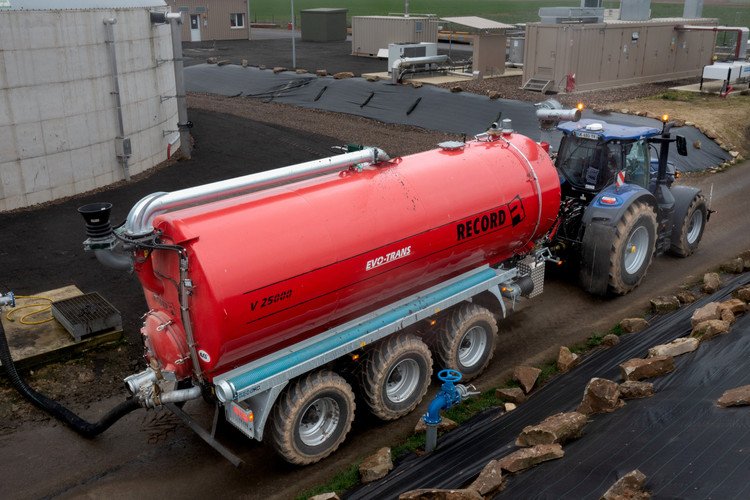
[103,18,130,181]
[167,13,192,159]
[124,147,390,236]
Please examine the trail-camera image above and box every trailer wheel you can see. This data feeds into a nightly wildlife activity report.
[361,333,432,421]
[669,194,707,257]
[435,303,498,382]
[269,370,355,465]
[608,201,657,294]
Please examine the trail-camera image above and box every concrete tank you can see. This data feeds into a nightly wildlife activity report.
[0,1,179,211]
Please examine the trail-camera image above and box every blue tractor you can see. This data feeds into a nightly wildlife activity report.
[546,115,709,295]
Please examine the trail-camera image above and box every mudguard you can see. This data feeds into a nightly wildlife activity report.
[579,184,656,295]
[670,185,702,238]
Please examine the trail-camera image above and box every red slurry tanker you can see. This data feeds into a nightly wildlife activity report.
[73,111,707,465]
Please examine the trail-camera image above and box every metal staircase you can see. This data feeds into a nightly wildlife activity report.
[522,78,553,93]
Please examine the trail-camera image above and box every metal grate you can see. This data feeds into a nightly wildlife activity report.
[518,256,545,298]
[51,292,122,342]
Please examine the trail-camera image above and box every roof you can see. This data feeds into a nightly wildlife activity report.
[440,16,514,31]
[557,119,661,140]
[0,0,165,9]
[301,8,347,14]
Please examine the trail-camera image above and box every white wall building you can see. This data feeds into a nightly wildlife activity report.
[0,0,179,211]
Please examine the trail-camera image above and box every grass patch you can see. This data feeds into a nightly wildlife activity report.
[296,462,361,500]
[536,359,559,385]
[392,432,427,461]
[444,387,504,423]
[660,91,698,102]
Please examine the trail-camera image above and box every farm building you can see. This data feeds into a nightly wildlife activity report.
[163,0,249,41]
[0,0,180,211]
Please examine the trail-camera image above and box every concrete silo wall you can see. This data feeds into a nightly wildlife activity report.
[0,8,179,211]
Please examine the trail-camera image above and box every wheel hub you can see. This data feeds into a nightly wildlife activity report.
[386,359,420,403]
[299,397,340,447]
[458,325,488,368]
[624,226,649,275]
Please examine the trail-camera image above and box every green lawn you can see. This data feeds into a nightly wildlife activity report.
[249,0,750,28]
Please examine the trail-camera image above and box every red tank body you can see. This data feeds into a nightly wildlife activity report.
[136,134,561,381]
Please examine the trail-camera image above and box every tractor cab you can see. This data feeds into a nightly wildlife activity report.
[555,119,660,197]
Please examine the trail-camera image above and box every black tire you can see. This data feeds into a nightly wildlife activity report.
[608,201,657,294]
[669,194,707,257]
[434,303,498,382]
[360,333,432,421]
[269,370,355,465]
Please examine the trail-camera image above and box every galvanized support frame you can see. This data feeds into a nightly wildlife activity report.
[214,264,523,441]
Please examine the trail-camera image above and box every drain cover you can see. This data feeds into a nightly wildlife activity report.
[51,292,122,342]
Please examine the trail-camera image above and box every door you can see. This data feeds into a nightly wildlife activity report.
[190,14,201,42]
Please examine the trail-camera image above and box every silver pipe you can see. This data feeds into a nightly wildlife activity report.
[103,18,130,181]
[94,249,133,272]
[392,55,450,83]
[425,424,438,452]
[124,147,390,236]
[168,13,192,159]
[157,385,202,405]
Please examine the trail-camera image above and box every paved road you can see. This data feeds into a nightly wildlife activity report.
[0,106,748,499]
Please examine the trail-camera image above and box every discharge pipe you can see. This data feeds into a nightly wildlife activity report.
[0,292,139,438]
[423,369,479,453]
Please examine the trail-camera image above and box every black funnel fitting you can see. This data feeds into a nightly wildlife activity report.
[78,202,113,239]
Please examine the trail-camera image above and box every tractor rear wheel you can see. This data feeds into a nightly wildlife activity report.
[669,194,707,257]
[608,201,657,294]
[434,303,498,382]
[269,370,355,465]
[360,333,432,421]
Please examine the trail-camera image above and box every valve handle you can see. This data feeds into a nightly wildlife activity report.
[437,369,462,383]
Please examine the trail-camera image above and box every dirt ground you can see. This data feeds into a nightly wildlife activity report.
[1,35,750,499]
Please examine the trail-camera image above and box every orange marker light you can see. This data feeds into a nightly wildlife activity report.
[351,354,360,361]
[662,114,669,122]
[577,102,584,111]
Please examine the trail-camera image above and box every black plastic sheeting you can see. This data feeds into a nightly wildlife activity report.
[347,273,750,500]
[185,64,731,172]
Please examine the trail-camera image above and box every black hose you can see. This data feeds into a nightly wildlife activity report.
[0,317,140,438]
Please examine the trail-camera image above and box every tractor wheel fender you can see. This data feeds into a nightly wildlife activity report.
[581,184,655,227]
[670,185,702,231]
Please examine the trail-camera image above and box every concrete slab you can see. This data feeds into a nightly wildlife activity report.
[669,80,750,95]
[0,285,123,369]
[361,67,523,86]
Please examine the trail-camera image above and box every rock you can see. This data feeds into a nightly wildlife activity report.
[601,334,620,347]
[702,272,721,294]
[295,68,308,74]
[557,346,579,372]
[717,385,750,407]
[259,64,266,70]
[206,57,218,64]
[411,82,423,88]
[647,337,699,358]
[450,86,463,93]
[650,296,680,313]
[691,319,731,341]
[721,307,736,324]
[740,251,750,271]
[216,59,231,66]
[399,489,482,500]
[620,108,629,114]
[495,387,526,404]
[504,402,517,412]
[676,290,698,304]
[720,298,748,316]
[272,66,287,73]
[577,378,622,415]
[359,447,393,483]
[691,302,722,327]
[692,139,701,149]
[333,71,354,79]
[316,69,327,77]
[414,417,458,434]
[620,356,675,381]
[602,469,649,500]
[488,90,502,99]
[497,444,564,473]
[721,257,744,274]
[76,369,96,384]
[365,75,379,82]
[619,381,655,399]
[513,366,542,394]
[620,318,649,333]
[309,493,339,500]
[467,460,505,496]
[734,286,750,302]
[241,59,248,67]
[516,412,587,447]
[704,128,718,139]
[729,150,740,158]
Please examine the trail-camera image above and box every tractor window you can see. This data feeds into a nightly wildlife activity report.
[623,140,649,189]
[556,137,608,191]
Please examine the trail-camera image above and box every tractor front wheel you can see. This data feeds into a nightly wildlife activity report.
[608,201,657,294]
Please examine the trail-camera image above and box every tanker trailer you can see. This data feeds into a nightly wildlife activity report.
[78,121,561,465]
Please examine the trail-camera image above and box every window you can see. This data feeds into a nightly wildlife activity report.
[230,13,245,28]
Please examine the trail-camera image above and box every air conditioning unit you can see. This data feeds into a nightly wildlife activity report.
[387,42,438,73]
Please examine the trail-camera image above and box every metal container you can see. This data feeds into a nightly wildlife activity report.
[352,16,439,57]
[300,8,348,42]
[509,37,525,65]
[136,134,561,381]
